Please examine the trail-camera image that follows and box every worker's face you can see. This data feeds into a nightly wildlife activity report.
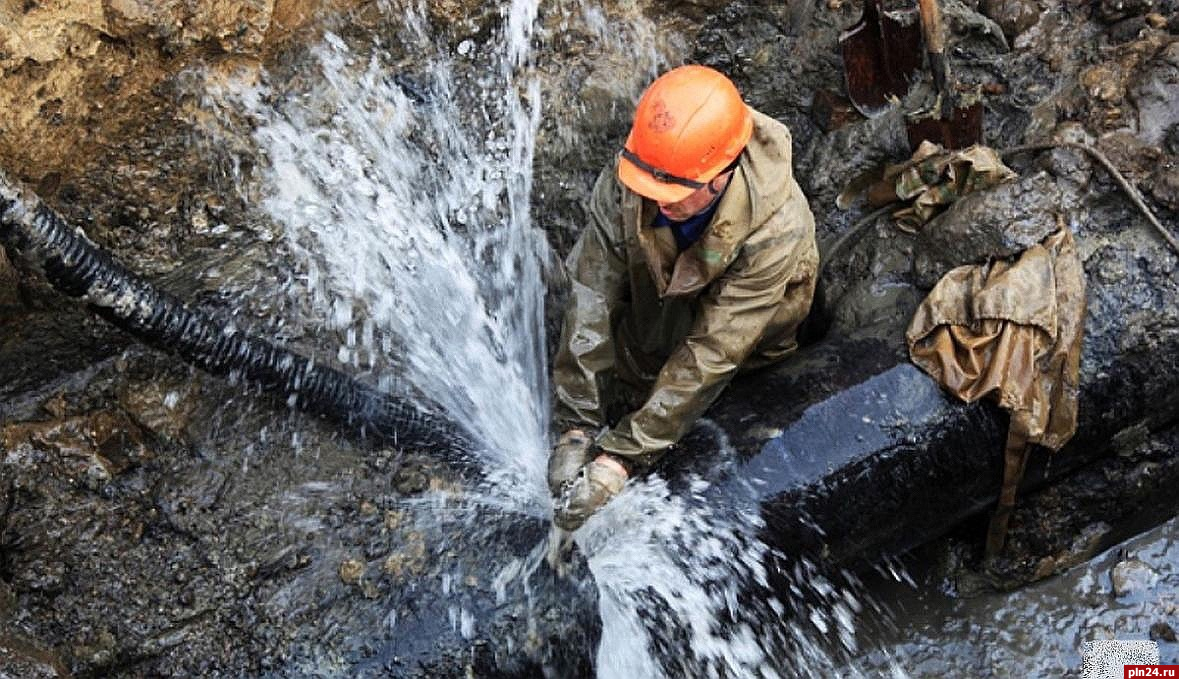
[656,171,731,221]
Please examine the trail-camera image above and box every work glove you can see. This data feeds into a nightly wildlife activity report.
[552,455,628,531]
[547,429,593,497]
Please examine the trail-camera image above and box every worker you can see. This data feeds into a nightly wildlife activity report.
[549,65,819,530]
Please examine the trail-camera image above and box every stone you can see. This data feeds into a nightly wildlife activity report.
[1096,131,1160,184]
[1150,621,1178,643]
[1149,158,1179,211]
[1110,558,1159,597]
[1042,523,1112,578]
[1081,64,1125,103]
[1035,123,1097,188]
[0,248,19,310]
[337,558,365,585]
[1051,121,1096,146]
[980,0,1041,41]
[913,172,1065,287]
[1096,0,1155,23]
[118,378,201,444]
[1131,41,1179,147]
[383,509,403,530]
[1165,125,1179,156]
[2,411,151,487]
[1108,16,1150,44]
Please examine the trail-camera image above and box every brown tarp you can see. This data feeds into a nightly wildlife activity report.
[870,141,1018,231]
[907,228,1086,553]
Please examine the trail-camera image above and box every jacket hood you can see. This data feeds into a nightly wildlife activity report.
[740,109,797,230]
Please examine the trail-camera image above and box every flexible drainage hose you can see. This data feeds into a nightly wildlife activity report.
[0,170,475,457]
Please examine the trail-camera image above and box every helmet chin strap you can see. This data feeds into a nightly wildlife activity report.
[619,148,707,190]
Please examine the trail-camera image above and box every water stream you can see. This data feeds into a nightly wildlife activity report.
[242,7,550,509]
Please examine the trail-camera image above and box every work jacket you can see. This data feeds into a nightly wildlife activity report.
[553,109,818,468]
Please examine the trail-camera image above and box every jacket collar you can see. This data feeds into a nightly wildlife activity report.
[626,164,755,299]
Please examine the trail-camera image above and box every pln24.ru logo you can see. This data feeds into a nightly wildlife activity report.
[1081,640,1166,678]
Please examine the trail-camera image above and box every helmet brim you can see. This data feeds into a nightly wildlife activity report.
[617,153,698,204]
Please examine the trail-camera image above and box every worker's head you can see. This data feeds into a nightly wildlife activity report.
[617,65,752,216]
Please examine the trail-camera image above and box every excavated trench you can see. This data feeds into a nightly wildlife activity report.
[1,0,1178,676]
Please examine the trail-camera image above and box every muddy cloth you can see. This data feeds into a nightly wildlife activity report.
[906,228,1086,552]
[553,109,818,469]
[873,141,1018,232]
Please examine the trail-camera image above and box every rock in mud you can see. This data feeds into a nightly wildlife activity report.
[0,634,69,679]
[2,411,151,487]
[981,0,1041,41]
[118,377,201,445]
[913,172,1065,287]
[1096,0,1156,23]
[338,558,365,585]
[1132,40,1179,147]
[1029,523,1111,582]
[1110,558,1159,597]
[1149,157,1179,210]
[1151,622,1178,642]
[1108,16,1152,44]
[0,248,18,310]
[1077,32,1174,137]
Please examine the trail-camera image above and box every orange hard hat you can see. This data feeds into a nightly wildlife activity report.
[617,65,753,204]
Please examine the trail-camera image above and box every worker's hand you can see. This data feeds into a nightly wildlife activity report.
[552,454,628,531]
[547,429,593,497]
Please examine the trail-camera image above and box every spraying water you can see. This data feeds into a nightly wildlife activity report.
[236,0,551,512]
[210,0,882,675]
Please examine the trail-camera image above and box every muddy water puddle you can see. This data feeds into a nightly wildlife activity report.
[850,516,1179,677]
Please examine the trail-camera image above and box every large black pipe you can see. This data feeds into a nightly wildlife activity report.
[0,171,475,458]
[697,218,1179,567]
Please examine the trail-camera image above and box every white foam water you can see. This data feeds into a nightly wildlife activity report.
[233,0,551,512]
[578,474,880,678]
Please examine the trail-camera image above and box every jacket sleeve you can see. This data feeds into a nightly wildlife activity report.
[595,224,812,468]
[552,169,629,429]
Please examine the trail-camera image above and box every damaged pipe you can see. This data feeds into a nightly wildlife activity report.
[0,170,475,458]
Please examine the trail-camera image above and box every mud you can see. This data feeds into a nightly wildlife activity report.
[0,348,597,677]
[852,495,1179,677]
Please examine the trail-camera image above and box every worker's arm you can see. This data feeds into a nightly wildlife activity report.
[595,223,814,469]
[552,168,629,430]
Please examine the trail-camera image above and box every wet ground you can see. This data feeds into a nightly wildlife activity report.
[855,514,1179,676]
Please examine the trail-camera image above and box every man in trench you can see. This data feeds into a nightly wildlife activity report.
[549,65,819,529]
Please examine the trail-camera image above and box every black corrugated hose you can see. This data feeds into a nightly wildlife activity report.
[0,170,476,459]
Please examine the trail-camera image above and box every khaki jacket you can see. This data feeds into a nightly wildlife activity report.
[553,109,818,468]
